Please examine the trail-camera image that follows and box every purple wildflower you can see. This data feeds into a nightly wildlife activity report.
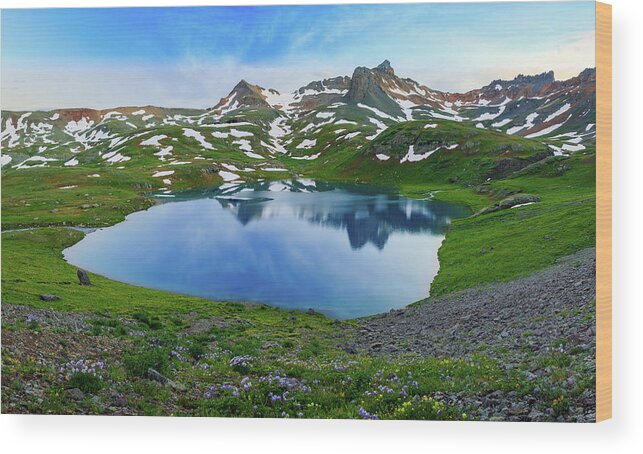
[358,407,378,420]
[229,355,252,368]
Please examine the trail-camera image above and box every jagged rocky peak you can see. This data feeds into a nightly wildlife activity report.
[513,70,555,86]
[578,67,596,82]
[484,70,556,94]
[296,76,351,95]
[374,59,395,76]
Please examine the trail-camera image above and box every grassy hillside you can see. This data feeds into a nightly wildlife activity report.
[431,152,596,296]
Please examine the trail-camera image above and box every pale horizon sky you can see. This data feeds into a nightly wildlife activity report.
[1,2,596,111]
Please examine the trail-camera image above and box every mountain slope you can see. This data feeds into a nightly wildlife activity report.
[1,60,596,191]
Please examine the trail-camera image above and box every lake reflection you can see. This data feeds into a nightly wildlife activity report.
[64,180,469,319]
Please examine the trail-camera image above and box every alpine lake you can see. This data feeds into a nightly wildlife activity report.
[63,180,470,319]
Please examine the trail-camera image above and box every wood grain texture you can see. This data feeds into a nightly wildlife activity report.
[596,1,612,423]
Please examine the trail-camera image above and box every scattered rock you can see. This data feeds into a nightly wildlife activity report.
[341,345,357,354]
[354,248,597,422]
[68,388,85,401]
[112,397,128,407]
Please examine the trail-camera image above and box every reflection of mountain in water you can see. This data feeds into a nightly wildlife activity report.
[304,198,457,250]
[163,180,469,250]
[215,197,271,226]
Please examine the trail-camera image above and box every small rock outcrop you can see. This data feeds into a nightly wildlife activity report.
[477,193,541,215]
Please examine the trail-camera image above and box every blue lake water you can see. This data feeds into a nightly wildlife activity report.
[63,180,469,319]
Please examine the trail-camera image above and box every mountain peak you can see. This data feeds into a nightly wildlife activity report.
[345,61,404,117]
[374,60,394,76]
[212,79,272,112]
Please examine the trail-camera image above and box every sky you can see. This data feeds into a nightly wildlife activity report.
[1,2,596,111]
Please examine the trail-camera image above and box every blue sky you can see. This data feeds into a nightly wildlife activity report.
[1,2,596,110]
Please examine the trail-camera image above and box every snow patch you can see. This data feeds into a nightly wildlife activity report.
[491,118,512,128]
[291,153,320,160]
[141,134,167,147]
[229,128,253,138]
[106,153,130,164]
[154,146,173,161]
[366,118,387,140]
[183,128,213,149]
[511,202,536,209]
[525,117,570,138]
[507,113,539,135]
[153,170,175,177]
[544,103,571,123]
[244,151,264,159]
[219,170,240,181]
[358,103,397,121]
[234,139,253,152]
[562,143,586,152]
[14,155,58,169]
[296,139,317,149]
[473,105,506,121]
[401,143,457,163]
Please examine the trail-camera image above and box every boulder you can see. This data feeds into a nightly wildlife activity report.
[147,368,168,384]
[39,294,59,301]
[147,368,186,391]
[77,269,91,286]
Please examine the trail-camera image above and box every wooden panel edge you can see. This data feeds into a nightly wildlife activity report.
[596,0,612,423]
